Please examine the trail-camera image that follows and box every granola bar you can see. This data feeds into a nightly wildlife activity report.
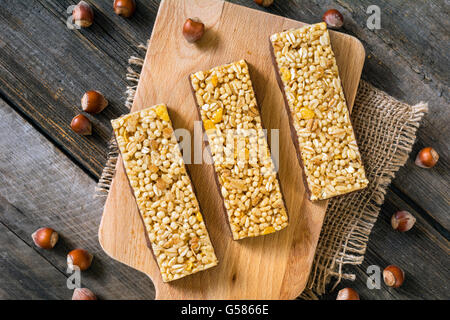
[270,22,369,200]
[190,60,289,240]
[111,104,218,282]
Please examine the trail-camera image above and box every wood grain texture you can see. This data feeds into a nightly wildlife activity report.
[323,191,450,300]
[0,100,155,299]
[0,221,69,300]
[99,0,365,299]
[0,0,147,176]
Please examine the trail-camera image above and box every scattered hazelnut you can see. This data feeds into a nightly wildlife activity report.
[391,210,416,232]
[254,0,274,7]
[31,227,59,250]
[182,18,205,43]
[323,9,344,29]
[81,90,108,114]
[70,114,92,135]
[415,147,439,168]
[113,0,136,18]
[67,249,93,271]
[72,1,94,28]
[336,287,360,300]
[72,288,97,300]
[383,265,405,288]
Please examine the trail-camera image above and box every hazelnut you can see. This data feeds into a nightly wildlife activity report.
[383,265,405,288]
[391,210,416,232]
[81,90,108,114]
[67,249,93,271]
[254,0,274,7]
[31,227,59,250]
[415,147,439,168]
[72,288,97,300]
[113,0,136,18]
[336,287,360,300]
[70,114,92,135]
[323,9,344,29]
[182,18,205,43]
[72,1,94,28]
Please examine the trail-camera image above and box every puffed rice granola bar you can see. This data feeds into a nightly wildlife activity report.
[270,22,369,200]
[190,60,289,240]
[112,104,218,282]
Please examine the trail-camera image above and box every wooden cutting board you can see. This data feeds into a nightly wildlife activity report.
[99,0,365,299]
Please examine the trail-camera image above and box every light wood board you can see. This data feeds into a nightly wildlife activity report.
[99,0,365,299]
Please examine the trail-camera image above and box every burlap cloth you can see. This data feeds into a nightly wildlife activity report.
[96,46,428,299]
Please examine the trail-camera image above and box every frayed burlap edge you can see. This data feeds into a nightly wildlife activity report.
[94,44,146,197]
[95,44,428,299]
[299,83,428,299]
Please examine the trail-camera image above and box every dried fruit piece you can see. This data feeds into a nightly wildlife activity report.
[299,107,315,119]
[211,107,223,124]
[280,67,291,82]
[155,104,170,121]
[262,227,275,235]
[203,119,216,131]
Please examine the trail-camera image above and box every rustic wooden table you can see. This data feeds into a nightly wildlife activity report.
[0,0,448,300]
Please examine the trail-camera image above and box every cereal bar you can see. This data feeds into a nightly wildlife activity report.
[111,104,218,282]
[270,22,369,200]
[190,60,289,240]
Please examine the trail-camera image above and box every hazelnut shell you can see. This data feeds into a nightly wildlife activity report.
[67,249,93,271]
[383,265,405,288]
[415,147,439,168]
[323,9,344,29]
[336,287,360,300]
[72,288,97,300]
[391,210,416,232]
[254,0,274,7]
[70,114,92,135]
[31,227,59,249]
[182,18,205,43]
[113,0,136,18]
[73,1,94,28]
[81,90,108,114]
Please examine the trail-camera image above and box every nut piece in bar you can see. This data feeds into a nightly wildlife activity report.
[190,60,289,240]
[111,104,218,282]
[270,22,369,201]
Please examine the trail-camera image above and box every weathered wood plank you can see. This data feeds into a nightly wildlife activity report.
[340,0,450,232]
[0,221,69,300]
[322,191,450,300]
[0,100,155,300]
[0,0,151,176]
